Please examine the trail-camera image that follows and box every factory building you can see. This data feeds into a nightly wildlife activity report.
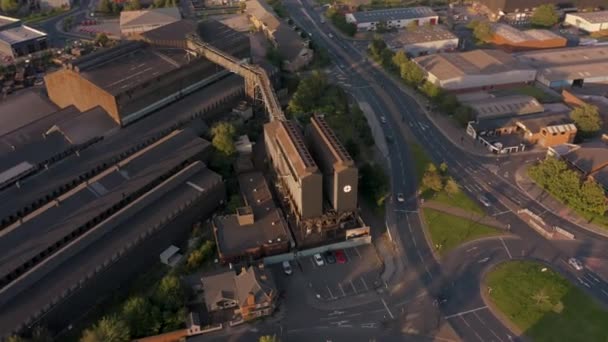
[345,6,438,31]
[44,21,249,126]
[306,115,358,213]
[565,11,608,33]
[264,120,323,220]
[476,0,606,21]
[119,7,182,36]
[515,46,608,89]
[0,15,47,60]
[414,49,536,92]
[491,24,567,52]
[384,25,459,57]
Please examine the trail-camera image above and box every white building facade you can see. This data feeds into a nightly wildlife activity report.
[345,7,438,31]
[565,11,608,33]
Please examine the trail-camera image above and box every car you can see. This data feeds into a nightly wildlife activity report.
[324,251,336,264]
[380,116,387,124]
[478,195,491,207]
[282,260,293,275]
[313,253,325,266]
[328,33,333,38]
[397,193,405,202]
[335,250,347,264]
[568,257,583,271]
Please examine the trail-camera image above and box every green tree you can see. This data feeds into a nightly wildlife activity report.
[531,4,558,28]
[570,103,603,137]
[400,60,425,86]
[161,307,187,332]
[472,20,493,43]
[239,1,246,12]
[420,81,443,99]
[392,50,408,69]
[6,336,26,342]
[422,168,443,192]
[124,0,141,10]
[287,70,329,117]
[360,163,389,207]
[439,162,448,174]
[211,122,236,156]
[98,0,112,13]
[444,177,460,196]
[259,336,279,342]
[580,179,607,216]
[439,94,459,114]
[0,0,19,13]
[154,275,184,311]
[94,33,110,47]
[453,105,474,126]
[122,297,161,337]
[81,316,130,342]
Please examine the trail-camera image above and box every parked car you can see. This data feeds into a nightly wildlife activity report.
[335,250,347,264]
[568,257,583,271]
[313,253,325,266]
[380,116,387,124]
[478,195,492,207]
[397,193,405,203]
[324,251,336,264]
[282,260,293,275]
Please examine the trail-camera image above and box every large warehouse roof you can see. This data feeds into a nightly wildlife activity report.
[414,49,532,80]
[348,6,436,23]
[0,25,46,45]
[566,11,608,24]
[385,25,457,46]
[493,24,563,43]
[119,7,181,29]
[516,46,608,82]
[468,95,544,119]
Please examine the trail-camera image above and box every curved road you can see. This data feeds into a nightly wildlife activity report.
[283,1,608,341]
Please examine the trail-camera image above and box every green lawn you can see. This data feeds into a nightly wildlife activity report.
[423,208,500,256]
[486,261,608,342]
[410,143,433,185]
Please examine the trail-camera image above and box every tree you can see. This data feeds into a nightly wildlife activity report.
[422,169,443,192]
[439,162,448,174]
[6,336,26,342]
[472,20,493,43]
[211,122,236,156]
[266,46,283,69]
[154,275,184,311]
[31,326,53,342]
[287,70,329,116]
[531,4,558,28]
[239,1,246,12]
[420,81,443,99]
[360,163,389,207]
[580,179,607,216]
[122,297,161,337]
[570,103,602,137]
[392,50,408,69]
[400,60,425,86]
[94,33,110,47]
[259,336,279,342]
[453,105,474,126]
[124,0,141,10]
[98,0,112,13]
[81,316,130,342]
[444,177,460,196]
[0,0,19,13]
[439,94,459,114]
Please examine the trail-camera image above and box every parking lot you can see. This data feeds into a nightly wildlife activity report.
[294,244,383,301]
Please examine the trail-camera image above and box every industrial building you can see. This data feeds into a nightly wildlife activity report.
[45,22,249,126]
[384,25,459,56]
[306,115,358,213]
[345,6,438,31]
[213,171,292,264]
[476,0,606,20]
[414,49,536,92]
[119,7,182,36]
[565,11,608,32]
[515,46,608,89]
[264,120,323,220]
[467,110,576,153]
[246,0,313,71]
[491,24,567,51]
[0,15,48,59]
[467,95,544,119]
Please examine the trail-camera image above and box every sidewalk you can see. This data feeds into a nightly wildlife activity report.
[514,164,608,238]
[422,200,507,230]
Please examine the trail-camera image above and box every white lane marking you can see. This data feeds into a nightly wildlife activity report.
[467,247,478,253]
[354,246,362,258]
[473,311,485,325]
[350,280,357,294]
[460,316,470,327]
[361,323,377,328]
[186,181,205,192]
[326,286,335,299]
[361,277,369,291]
[381,298,395,319]
[500,237,513,259]
[338,283,346,296]
[602,289,608,297]
[445,306,488,319]
[488,328,505,342]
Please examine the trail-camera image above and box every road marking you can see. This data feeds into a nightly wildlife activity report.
[460,316,470,327]
[500,237,513,259]
[445,306,488,319]
[466,247,478,253]
[602,289,608,297]
[381,298,395,319]
[478,257,491,264]
[492,210,511,216]
[350,280,357,294]
[354,246,362,258]
[425,265,433,279]
[585,273,600,283]
[310,257,317,268]
[361,323,377,328]
[577,277,591,288]
[360,277,369,291]
[473,311,485,325]
[412,237,417,247]
[488,328,505,342]
[338,283,346,296]
[326,286,335,299]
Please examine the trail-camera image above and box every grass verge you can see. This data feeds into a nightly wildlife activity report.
[423,208,500,256]
[486,260,608,342]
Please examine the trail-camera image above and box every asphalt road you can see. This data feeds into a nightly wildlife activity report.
[281,1,608,341]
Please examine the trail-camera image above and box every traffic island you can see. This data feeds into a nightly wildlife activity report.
[483,260,608,342]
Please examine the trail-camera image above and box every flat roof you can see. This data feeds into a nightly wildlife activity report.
[537,62,608,82]
[385,25,458,47]
[0,128,209,280]
[119,7,181,29]
[468,95,544,119]
[214,172,290,257]
[0,15,19,28]
[563,146,608,173]
[265,120,319,178]
[415,49,533,80]
[516,46,608,68]
[517,112,573,132]
[493,23,563,43]
[567,10,608,24]
[0,25,46,45]
[310,115,354,166]
[0,89,59,138]
[140,19,196,42]
[349,6,437,23]
[48,106,117,145]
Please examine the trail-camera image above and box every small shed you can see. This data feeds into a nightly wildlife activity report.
[160,245,183,266]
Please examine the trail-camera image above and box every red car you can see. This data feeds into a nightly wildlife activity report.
[335,250,347,264]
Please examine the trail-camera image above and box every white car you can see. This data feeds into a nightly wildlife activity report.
[568,257,584,271]
[397,193,405,202]
[380,116,387,124]
[313,253,325,266]
[478,195,491,207]
[282,260,293,275]
[328,33,334,38]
